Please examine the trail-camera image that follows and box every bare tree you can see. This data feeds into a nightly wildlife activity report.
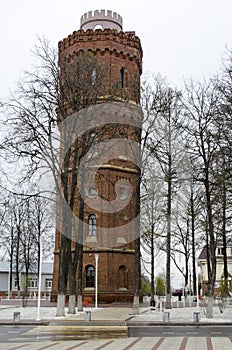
[140,76,167,305]
[1,37,141,315]
[213,54,232,295]
[140,76,187,308]
[0,189,54,297]
[170,175,203,298]
[181,79,222,317]
[141,177,165,304]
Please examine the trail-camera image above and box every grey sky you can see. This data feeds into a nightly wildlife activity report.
[1,0,232,99]
[2,0,230,287]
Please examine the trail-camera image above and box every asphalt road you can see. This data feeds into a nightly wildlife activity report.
[0,325,232,350]
[128,325,232,337]
[1,324,232,343]
[0,324,127,342]
[0,325,34,343]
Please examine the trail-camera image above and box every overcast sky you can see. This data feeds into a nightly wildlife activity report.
[1,0,232,99]
[3,0,230,286]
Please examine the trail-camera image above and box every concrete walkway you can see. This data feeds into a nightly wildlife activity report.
[0,301,232,324]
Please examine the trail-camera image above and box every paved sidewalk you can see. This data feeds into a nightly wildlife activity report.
[0,302,232,324]
[0,305,135,324]
[131,304,232,324]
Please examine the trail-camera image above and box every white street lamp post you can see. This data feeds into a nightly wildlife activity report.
[7,261,10,300]
[8,236,12,300]
[95,253,99,309]
[196,259,199,308]
[182,266,185,307]
[36,236,43,321]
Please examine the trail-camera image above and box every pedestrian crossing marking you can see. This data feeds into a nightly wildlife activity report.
[1,337,232,350]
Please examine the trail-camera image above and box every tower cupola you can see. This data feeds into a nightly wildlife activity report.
[80,9,123,31]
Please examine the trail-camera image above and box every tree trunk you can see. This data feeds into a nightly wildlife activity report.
[133,236,140,315]
[78,294,83,312]
[133,294,140,315]
[150,223,155,304]
[69,191,85,312]
[68,260,76,314]
[191,187,197,296]
[77,244,83,311]
[165,157,172,309]
[222,174,228,297]
[56,294,66,317]
[185,260,189,292]
[16,226,21,296]
[56,203,72,316]
[206,297,214,319]
[205,178,216,318]
[133,174,141,315]
[68,294,76,314]
[56,235,70,317]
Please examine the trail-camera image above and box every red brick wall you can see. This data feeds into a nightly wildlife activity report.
[58,29,142,103]
[52,22,142,304]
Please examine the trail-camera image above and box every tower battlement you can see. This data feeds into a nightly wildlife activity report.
[58,29,142,59]
[80,9,123,31]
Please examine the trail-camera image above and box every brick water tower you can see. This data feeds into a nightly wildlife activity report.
[52,10,143,303]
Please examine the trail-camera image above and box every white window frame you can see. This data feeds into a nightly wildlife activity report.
[27,277,38,289]
[45,278,52,289]
[217,247,224,256]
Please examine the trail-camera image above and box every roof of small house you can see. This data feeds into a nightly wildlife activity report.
[0,261,53,274]
[198,241,232,260]
[198,246,207,260]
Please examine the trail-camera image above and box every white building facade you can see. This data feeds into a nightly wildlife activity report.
[198,243,232,296]
[0,261,53,299]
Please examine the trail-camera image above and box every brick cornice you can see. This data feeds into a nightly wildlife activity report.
[59,29,142,52]
[58,29,143,72]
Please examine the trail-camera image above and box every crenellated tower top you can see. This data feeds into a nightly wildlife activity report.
[80,9,123,31]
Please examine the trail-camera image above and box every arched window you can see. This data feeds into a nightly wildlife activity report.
[86,265,95,287]
[91,68,97,85]
[88,214,96,236]
[95,24,103,30]
[118,265,128,289]
[89,132,98,158]
[90,131,98,144]
[120,67,125,88]
[88,187,98,197]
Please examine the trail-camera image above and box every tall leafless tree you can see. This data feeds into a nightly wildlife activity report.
[0,189,53,297]
[0,38,107,315]
[181,79,222,317]
[1,37,142,315]
[140,76,186,308]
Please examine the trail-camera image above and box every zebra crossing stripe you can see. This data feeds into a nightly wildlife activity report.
[94,340,115,350]
[151,337,165,350]
[179,337,188,350]
[123,337,142,350]
[8,345,29,350]
[206,337,213,350]
[65,342,88,350]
